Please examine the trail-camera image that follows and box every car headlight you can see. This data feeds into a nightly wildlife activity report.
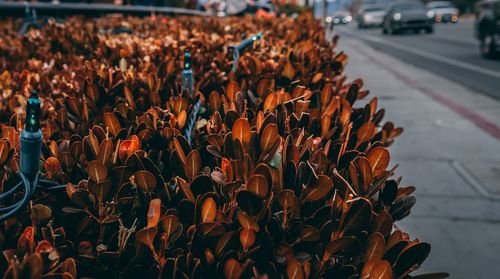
[427,10,434,18]
[393,13,401,21]
[325,16,332,23]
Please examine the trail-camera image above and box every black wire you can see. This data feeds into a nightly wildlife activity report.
[0,173,65,222]
[0,173,37,222]
[0,181,23,201]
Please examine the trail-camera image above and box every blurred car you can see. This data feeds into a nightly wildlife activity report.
[326,11,353,25]
[426,1,459,23]
[475,0,500,58]
[382,1,434,35]
[357,4,386,28]
[245,0,276,15]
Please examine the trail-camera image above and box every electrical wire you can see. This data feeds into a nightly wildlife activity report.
[0,173,65,222]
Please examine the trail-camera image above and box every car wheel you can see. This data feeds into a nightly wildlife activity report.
[425,27,434,34]
[480,34,498,59]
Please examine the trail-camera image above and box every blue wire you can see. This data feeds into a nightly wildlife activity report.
[0,173,65,221]
[0,173,37,222]
[0,181,23,201]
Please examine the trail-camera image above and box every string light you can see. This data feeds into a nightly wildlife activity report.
[231,32,263,72]
[0,90,65,222]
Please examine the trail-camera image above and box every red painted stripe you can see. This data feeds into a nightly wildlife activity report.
[354,46,500,141]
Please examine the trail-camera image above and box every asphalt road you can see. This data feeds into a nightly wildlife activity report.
[334,19,500,101]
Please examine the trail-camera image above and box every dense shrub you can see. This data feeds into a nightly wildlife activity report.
[0,13,447,279]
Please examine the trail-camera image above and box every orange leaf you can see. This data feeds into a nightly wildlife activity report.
[367,147,390,178]
[147,199,161,228]
[232,118,251,151]
[364,232,386,262]
[201,197,217,223]
[239,228,255,251]
[224,258,242,279]
[286,259,305,279]
[260,123,279,154]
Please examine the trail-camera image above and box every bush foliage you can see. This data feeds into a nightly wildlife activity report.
[0,13,447,279]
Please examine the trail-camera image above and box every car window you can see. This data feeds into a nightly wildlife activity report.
[365,7,383,12]
[393,4,425,11]
[434,4,454,8]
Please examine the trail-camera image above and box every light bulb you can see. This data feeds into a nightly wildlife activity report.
[25,90,41,132]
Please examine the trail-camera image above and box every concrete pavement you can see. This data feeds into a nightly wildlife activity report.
[335,20,500,101]
[336,34,500,278]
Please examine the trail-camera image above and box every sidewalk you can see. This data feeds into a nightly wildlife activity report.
[337,35,500,278]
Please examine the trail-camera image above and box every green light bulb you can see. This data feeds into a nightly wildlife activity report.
[25,90,40,132]
[184,50,191,70]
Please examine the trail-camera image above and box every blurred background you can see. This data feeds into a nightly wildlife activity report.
[1,0,499,277]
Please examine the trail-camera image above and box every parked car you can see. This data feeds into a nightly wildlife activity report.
[382,1,434,35]
[426,1,459,23]
[357,4,386,28]
[326,10,353,26]
[475,0,500,58]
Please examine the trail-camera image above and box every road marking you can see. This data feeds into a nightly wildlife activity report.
[451,161,500,200]
[337,27,500,79]
[347,42,500,141]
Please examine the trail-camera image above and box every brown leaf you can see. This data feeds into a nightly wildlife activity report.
[357,122,375,147]
[299,225,320,242]
[239,228,255,251]
[357,157,373,192]
[232,118,251,151]
[132,170,157,192]
[87,160,108,183]
[224,258,242,279]
[136,227,157,248]
[173,137,187,165]
[0,140,10,166]
[237,211,260,232]
[286,259,304,279]
[263,92,277,112]
[226,81,241,103]
[44,157,62,178]
[367,147,390,178]
[340,197,373,236]
[260,123,279,154]
[364,232,386,262]
[177,110,187,129]
[283,61,295,80]
[103,112,121,137]
[162,215,180,238]
[209,91,222,112]
[303,175,333,202]
[323,236,355,262]
[185,150,201,181]
[61,258,77,279]
[247,174,269,198]
[97,138,113,164]
[31,204,52,223]
[394,242,431,278]
[369,260,392,279]
[89,180,112,203]
[201,197,217,223]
